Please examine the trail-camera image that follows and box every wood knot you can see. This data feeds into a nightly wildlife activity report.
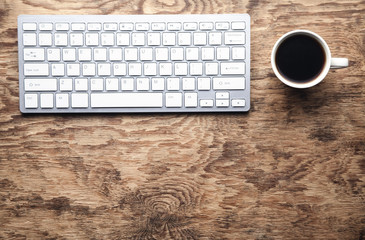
[120,177,201,239]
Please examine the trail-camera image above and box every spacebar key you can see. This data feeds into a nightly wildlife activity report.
[91,93,163,108]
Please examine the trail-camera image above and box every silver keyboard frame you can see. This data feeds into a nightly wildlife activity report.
[18,14,250,113]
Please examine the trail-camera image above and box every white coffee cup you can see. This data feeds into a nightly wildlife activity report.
[271,30,348,88]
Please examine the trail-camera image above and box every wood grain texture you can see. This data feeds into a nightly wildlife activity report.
[1,0,365,239]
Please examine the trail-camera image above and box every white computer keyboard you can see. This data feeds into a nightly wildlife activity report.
[18,14,250,113]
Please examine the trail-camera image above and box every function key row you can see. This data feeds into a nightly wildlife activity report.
[23,21,246,32]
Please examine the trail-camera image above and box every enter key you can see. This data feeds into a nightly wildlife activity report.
[221,62,245,75]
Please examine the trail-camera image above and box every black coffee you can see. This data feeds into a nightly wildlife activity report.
[275,34,326,82]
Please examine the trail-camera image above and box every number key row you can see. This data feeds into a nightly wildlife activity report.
[23,31,245,46]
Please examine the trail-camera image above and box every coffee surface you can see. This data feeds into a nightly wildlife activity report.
[275,34,326,82]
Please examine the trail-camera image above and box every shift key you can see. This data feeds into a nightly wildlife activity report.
[24,63,49,76]
[213,77,245,90]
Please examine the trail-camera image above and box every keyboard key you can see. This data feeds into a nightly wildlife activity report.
[151,22,165,31]
[98,63,111,76]
[132,32,145,45]
[200,99,213,107]
[199,22,213,30]
[208,32,222,45]
[125,48,138,61]
[216,99,229,107]
[178,32,191,46]
[129,63,142,76]
[106,78,119,91]
[198,77,210,90]
[159,63,172,75]
[91,93,163,108]
[120,23,133,31]
[186,48,199,61]
[205,62,218,75]
[220,62,245,75]
[24,48,45,61]
[174,62,188,76]
[216,92,229,99]
[55,33,68,46]
[184,92,198,107]
[39,23,53,31]
[166,93,182,107]
[47,48,61,61]
[60,78,73,91]
[67,63,80,76]
[156,48,168,61]
[24,78,57,91]
[136,78,149,91]
[171,48,184,61]
[144,62,157,76]
[232,99,245,107]
[183,22,197,30]
[51,63,65,76]
[90,78,103,91]
[75,78,88,91]
[70,33,83,46]
[55,23,69,31]
[182,77,195,90]
[232,47,246,60]
[56,93,69,108]
[23,23,36,31]
[94,48,107,61]
[24,94,38,108]
[24,63,49,76]
[86,33,99,46]
[72,93,88,108]
[152,78,164,90]
[71,23,86,31]
[113,63,127,76]
[40,93,54,108]
[163,33,175,45]
[109,48,122,61]
[140,48,153,61]
[167,77,179,90]
[225,32,245,45]
[189,62,202,75]
[147,32,160,46]
[231,21,246,30]
[193,32,206,45]
[167,22,181,31]
[202,47,214,60]
[104,23,117,31]
[82,63,96,76]
[88,23,102,31]
[63,48,76,61]
[121,78,134,90]
[39,33,52,46]
[117,33,130,45]
[136,22,149,31]
[79,48,92,61]
[213,77,245,90]
[215,22,229,30]
[101,33,115,46]
[23,33,36,46]
[217,47,230,60]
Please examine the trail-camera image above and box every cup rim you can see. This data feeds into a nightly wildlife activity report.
[271,30,332,88]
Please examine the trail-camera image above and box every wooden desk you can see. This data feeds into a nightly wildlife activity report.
[1,0,364,239]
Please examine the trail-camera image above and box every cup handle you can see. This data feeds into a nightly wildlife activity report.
[330,58,349,69]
